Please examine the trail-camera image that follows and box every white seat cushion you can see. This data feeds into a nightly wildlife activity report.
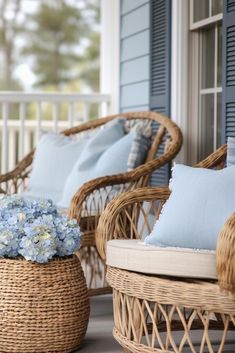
[107,239,217,279]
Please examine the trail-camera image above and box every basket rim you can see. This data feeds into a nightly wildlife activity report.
[0,253,77,265]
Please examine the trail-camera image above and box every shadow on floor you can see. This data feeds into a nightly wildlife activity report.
[78,295,121,353]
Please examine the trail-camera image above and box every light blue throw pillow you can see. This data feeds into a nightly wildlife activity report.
[24,133,87,204]
[58,120,132,208]
[227,137,235,166]
[145,164,235,250]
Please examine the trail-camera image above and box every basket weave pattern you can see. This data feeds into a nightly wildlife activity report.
[0,255,89,353]
[108,268,235,353]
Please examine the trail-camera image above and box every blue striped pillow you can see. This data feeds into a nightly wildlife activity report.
[227,137,235,167]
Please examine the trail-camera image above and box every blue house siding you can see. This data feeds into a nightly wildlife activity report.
[120,0,150,112]
[119,0,171,187]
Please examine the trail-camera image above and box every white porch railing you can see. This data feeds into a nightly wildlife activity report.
[0,92,110,173]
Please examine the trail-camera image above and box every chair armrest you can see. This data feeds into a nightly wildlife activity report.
[68,172,143,224]
[95,186,170,261]
[195,144,227,169]
[217,213,235,294]
[0,152,33,194]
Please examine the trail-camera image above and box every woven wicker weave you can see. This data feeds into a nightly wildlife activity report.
[0,112,182,296]
[96,144,235,353]
[0,255,89,353]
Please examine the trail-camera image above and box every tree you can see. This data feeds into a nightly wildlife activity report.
[23,0,94,89]
[0,0,23,89]
[80,31,100,91]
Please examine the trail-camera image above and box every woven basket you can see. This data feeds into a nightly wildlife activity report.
[0,255,89,353]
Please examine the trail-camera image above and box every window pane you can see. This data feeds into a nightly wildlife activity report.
[199,94,214,159]
[212,0,223,15]
[217,93,222,148]
[194,0,209,22]
[201,27,215,89]
[217,24,222,87]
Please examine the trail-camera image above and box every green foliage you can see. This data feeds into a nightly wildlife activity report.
[0,0,24,88]
[0,0,100,92]
[22,0,100,90]
[80,32,100,91]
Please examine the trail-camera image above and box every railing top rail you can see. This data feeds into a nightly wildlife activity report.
[0,92,110,103]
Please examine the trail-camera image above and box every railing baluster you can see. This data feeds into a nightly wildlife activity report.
[36,102,42,143]
[52,102,59,132]
[101,101,109,117]
[24,127,32,156]
[83,103,90,122]
[9,128,17,171]
[68,102,75,128]
[1,103,9,173]
[0,93,110,172]
[19,103,26,160]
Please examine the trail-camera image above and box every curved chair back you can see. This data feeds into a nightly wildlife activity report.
[2,112,182,195]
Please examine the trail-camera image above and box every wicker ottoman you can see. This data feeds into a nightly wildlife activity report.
[0,255,89,353]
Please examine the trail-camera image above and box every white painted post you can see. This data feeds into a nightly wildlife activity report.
[52,102,59,132]
[24,128,32,156]
[101,101,109,117]
[36,102,42,143]
[19,103,26,160]
[68,102,75,127]
[100,0,120,115]
[83,103,90,122]
[9,128,17,171]
[1,103,9,173]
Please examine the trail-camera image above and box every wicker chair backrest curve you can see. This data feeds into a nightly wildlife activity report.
[0,111,182,195]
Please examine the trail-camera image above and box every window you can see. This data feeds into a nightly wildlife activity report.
[189,0,223,161]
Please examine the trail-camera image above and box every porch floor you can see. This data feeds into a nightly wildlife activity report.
[78,295,121,353]
[77,295,235,353]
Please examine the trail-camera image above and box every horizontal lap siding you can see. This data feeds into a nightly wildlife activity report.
[120,0,150,112]
[120,0,171,187]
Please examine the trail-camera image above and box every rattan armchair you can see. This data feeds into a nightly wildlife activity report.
[0,112,182,296]
[96,144,235,352]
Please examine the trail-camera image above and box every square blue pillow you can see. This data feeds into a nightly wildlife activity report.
[24,133,88,204]
[145,164,235,250]
[58,120,130,208]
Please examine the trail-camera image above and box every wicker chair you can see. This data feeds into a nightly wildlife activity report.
[96,144,235,352]
[0,112,182,296]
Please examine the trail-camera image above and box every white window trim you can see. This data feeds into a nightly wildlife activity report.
[171,0,189,163]
[100,0,120,115]
[189,0,223,30]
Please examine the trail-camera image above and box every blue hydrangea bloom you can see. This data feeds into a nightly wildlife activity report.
[0,195,82,263]
[19,231,57,263]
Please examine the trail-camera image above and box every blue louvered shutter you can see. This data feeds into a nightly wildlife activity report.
[150,0,171,185]
[222,0,235,142]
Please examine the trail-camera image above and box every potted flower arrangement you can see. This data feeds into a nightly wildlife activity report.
[0,195,89,353]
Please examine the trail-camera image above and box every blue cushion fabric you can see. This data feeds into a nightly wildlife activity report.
[58,119,132,208]
[227,137,235,167]
[24,133,87,204]
[145,164,235,250]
